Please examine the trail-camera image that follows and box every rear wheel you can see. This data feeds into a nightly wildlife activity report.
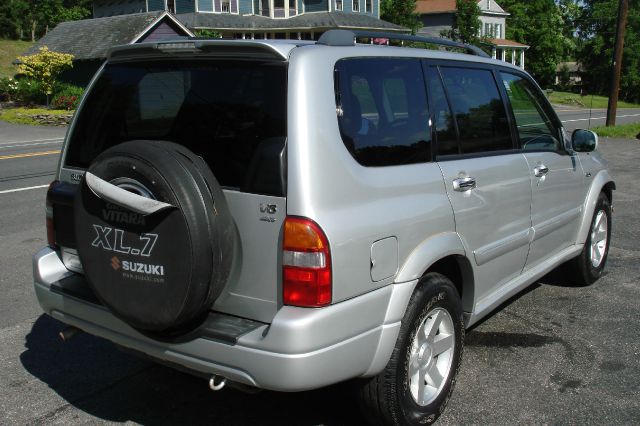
[358,273,464,425]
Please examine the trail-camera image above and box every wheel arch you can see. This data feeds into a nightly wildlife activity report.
[363,234,475,377]
[577,170,615,245]
[395,232,475,317]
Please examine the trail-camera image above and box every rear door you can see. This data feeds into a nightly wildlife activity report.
[60,59,288,323]
[426,62,532,303]
[498,71,583,269]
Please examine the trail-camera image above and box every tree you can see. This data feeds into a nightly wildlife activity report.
[0,0,91,41]
[0,0,30,39]
[443,0,482,45]
[557,0,580,59]
[577,0,640,103]
[17,46,74,98]
[499,0,573,86]
[380,0,420,33]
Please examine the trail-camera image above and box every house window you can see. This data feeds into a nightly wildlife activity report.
[365,0,371,12]
[352,0,360,12]
[336,0,343,11]
[222,0,230,12]
[259,0,268,16]
[495,23,502,38]
[167,0,175,13]
[484,23,491,37]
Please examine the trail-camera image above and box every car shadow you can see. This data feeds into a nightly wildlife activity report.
[21,315,366,425]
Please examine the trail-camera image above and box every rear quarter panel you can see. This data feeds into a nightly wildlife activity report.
[286,47,456,302]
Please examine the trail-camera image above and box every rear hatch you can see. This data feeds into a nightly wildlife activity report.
[53,50,288,323]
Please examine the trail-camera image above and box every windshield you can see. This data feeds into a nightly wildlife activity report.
[65,59,287,194]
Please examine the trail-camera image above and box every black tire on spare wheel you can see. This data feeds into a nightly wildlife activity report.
[73,140,235,339]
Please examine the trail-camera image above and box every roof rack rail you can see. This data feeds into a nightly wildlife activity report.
[316,29,489,58]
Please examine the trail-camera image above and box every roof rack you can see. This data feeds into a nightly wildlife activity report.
[316,29,489,58]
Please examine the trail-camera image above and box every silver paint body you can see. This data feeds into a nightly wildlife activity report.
[34,40,613,391]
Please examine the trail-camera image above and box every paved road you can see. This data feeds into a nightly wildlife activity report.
[556,107,640,132]
[0,121,64,193]
[0,118,639,424]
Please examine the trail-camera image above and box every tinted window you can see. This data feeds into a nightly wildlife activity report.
[335,58,431,167]
[439,67,512,154]
[427,68,458,156]
[65,60,287,195]
[500,72,561,151]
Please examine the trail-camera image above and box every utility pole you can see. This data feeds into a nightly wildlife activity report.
[606,0,629,126]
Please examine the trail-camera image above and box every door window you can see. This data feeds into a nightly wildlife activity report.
[439,67,512,154]
[500,72,562,151]
[426,69,458,156]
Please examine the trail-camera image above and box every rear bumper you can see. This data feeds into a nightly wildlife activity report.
[33,247,407,391]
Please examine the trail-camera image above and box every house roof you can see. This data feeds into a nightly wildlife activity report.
[23,12,193,60]
[484,38,528,48]
[178,11,408,32]
[556,62,581,73]
[415,0,457,14]
[416,0,509,15]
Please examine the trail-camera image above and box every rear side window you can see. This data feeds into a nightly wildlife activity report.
[65,60,287,195]
[335,58,431,167]
[438,67,512,155]
[500,72,562,151]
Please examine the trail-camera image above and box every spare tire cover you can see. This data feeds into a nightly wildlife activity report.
[74,140,235,338]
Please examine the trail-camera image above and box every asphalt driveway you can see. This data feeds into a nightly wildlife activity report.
[0,120,638,424]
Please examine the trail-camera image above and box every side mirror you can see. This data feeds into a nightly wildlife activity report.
[572,129,598,152]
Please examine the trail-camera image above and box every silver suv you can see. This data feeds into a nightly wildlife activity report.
[34,30,614,424]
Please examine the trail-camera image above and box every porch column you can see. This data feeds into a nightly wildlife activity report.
[492,47,496,59]
[511,49,516,65]
[501,49,506,62]
[519,50,525,69]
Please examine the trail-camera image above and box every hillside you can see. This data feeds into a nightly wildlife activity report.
[0,39,33,78]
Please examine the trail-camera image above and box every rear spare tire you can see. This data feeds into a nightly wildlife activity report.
[73,140,234,339]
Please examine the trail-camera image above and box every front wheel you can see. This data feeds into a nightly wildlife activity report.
[567,192,611,286]
[358,273,464,425]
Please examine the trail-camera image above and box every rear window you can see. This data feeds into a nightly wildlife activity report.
[335,58,431,167]
[65,60,287,195]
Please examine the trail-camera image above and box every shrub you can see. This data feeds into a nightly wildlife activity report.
[11,78,47,105]
[16,47,74,97]
[0,77,19,101]
[51,84,84,110]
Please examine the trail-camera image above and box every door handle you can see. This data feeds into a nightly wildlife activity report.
[453,177,476,192]
[534,165,549,177]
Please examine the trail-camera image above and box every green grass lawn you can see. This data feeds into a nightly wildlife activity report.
[547,90,640,109]
[0,107,73,125]
[592,122,640,139]
[0,39,33,78]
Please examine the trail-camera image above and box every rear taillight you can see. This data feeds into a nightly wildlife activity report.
[283,217,331,307]
[46,180,59,248]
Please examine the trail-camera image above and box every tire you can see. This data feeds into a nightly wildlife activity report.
[73,140,235,339]
[566,192,611,286]
[358,273,464,425]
